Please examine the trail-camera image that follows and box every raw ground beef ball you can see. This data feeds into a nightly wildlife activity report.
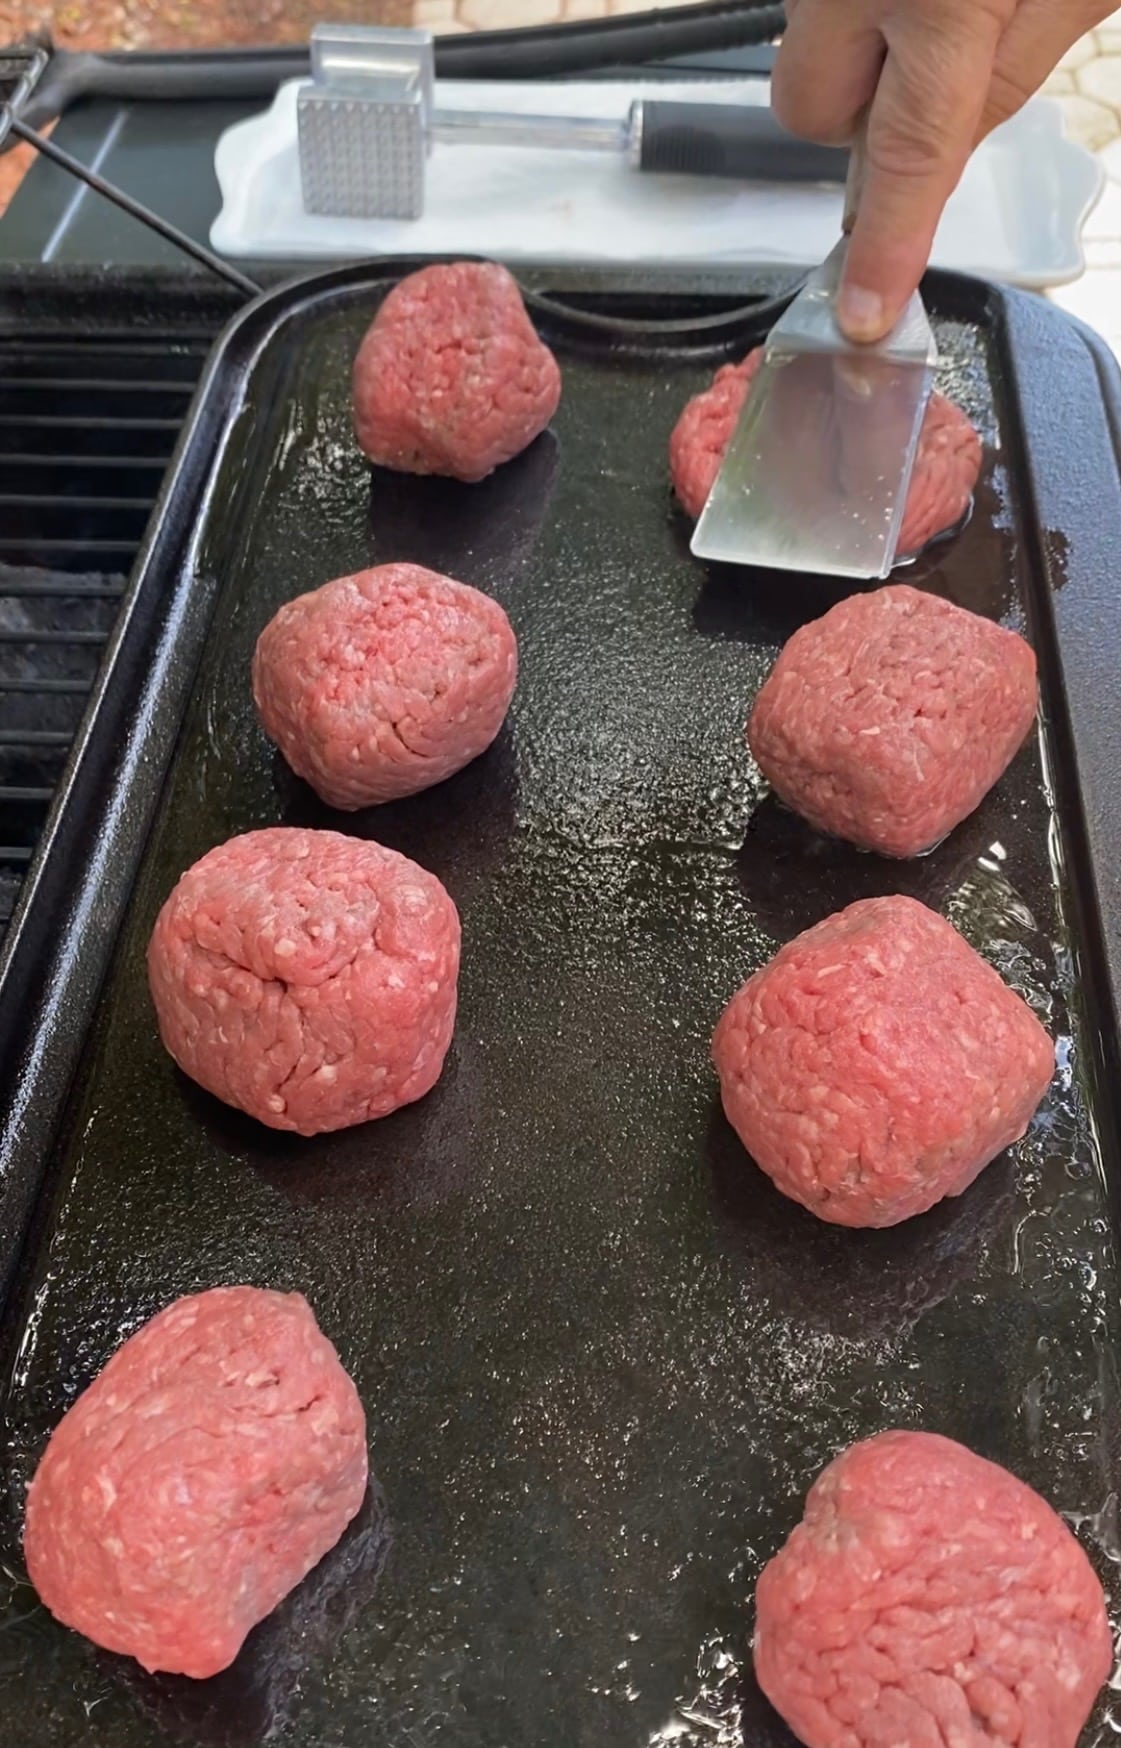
[23,1287,368,1680]
[754,1430,1112,1748]
[748,584,1038,859]
[147,827,460,1136]
[711,894,1054,1228]
[120,1481,390,1743]
[669,349,982,558]
[353,261,562,482]
[252,562,518,810]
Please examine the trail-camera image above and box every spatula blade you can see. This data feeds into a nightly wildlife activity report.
[691,245,938,580]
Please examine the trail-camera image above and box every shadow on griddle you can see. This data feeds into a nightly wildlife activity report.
[109,1480,391,1748]
[688,554,858,647]
[706,1107,1016,1344]
[180,1038,480,1218]
[268,726,519,899]
[900,470,1058,622]
[364,428,560,585]
[737,1663,802,1747]
[733,794,999,945]
[684,463,1033,647]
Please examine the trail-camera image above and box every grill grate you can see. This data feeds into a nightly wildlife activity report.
[0,330,215,945]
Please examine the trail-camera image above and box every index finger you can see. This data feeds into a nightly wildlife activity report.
[838,9,1006,342]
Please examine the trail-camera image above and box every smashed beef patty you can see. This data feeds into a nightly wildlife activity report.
[754,1430,1112,1748]
[669,349,981,559]
[711,895,1054,1228]
[147,827,460,1136]
[252,563,517,809]
[24,1287,368,1680]
[747,584,1039,859]
[353,261,561,482]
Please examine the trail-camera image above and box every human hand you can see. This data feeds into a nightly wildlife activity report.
[773,0,1114,341]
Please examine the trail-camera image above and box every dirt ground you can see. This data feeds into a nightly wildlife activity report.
[0,1,409,53]
[0,0,683,211]
[0,0,408,210]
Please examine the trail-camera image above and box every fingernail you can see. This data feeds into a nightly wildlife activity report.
[837,283,885,342]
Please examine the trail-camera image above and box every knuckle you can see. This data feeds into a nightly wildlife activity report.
[773,94,855,145]
[867,62,976,185]
[771,63,850,143]
[983,65,1032,130]
[913,0,1013,35]
[866,112,953,183]
[773,11,880,147]
[768,65,807,134]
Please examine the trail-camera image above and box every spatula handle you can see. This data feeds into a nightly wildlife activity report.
[842,109,869,236]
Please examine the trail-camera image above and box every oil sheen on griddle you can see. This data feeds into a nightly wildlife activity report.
[0,297,1116,1748]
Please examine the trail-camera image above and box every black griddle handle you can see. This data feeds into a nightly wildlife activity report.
[15,48,310,133]
[12,4,786,133]
[637,99,848,183]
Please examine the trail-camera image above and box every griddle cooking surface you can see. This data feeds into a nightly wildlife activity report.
[0,278,1119,1748]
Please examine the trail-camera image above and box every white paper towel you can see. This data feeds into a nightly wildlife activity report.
[212,77,1101,288]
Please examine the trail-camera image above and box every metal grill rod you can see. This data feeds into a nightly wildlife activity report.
[5,113,261,299]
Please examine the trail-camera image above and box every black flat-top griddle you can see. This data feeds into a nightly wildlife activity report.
[1,261,1121,1748]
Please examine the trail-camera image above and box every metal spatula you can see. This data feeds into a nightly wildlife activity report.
[691,119,939,580]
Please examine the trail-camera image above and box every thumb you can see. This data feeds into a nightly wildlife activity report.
[837,17,1003,342]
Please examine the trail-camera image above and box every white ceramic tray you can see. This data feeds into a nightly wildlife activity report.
[212,77,1102,289]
